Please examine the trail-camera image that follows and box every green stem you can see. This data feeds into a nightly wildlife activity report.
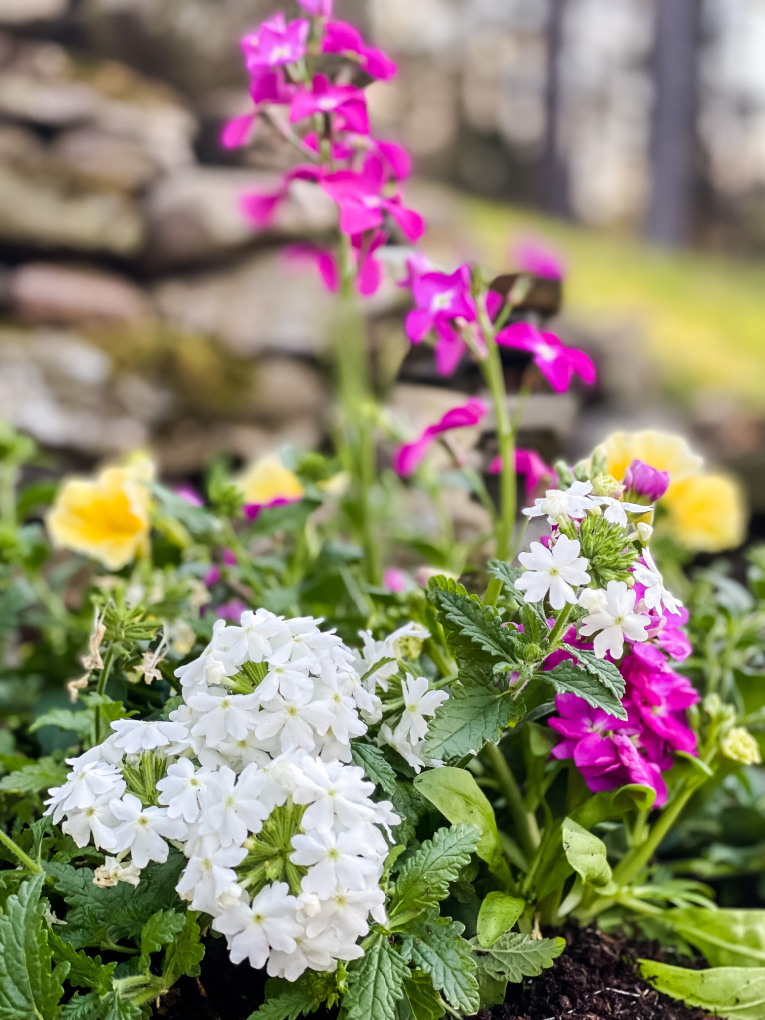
[483,577,504,609]
[0,829,42,874]
[548,603,574,646]
[93,646,116,746]
[480,329,515,562]
[485,742,539,862]
[0,461,17,528]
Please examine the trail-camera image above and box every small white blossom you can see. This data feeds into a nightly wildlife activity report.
[396,675,448,745]
[93,855,141,888]
[110,794,187,868]
[156,758,213,823]
[632,548,683,616]
[579,580,651,659]
[212,883,302,968]
[291,829,381,895]
[523,480,599,523]
[516,534,591,610]
[176,845,247,913]
[597,495,654,528]
[196,765,271,846]
[109,719,188,755]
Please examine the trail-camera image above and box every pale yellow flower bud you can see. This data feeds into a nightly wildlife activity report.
[721,727,761,765]
[636,522,654,543]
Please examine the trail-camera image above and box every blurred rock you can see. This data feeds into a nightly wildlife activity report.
[51,128,162,192]
[0,0,69,24]
[0,164,144,254]
[9,263,150,325]
[153,250,337,357]
[247,357,326,429]
[145,171,336,268]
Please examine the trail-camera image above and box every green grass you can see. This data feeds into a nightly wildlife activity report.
[458,198,765,411]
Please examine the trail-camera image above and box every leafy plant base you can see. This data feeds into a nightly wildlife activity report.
[475,928,719,1020]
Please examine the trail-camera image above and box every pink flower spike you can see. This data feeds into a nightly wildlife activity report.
[289,75,369,135]
[393,397,488,477]
[250,68,296,106]
[297,0,332,15]
[406,265,476,344]
[241,14,310,71]
[488,448,555,497]
[376,140,411,180]
[322,21,397,81]
[354,230,386,296]
[514,237,566,280]
[284,243,340,293]
[322,154,423,240]
[240,186,287,228]
[433,319,468,376]
[495,322,596,393]
[383,568,407,593]
[221,113,255,150]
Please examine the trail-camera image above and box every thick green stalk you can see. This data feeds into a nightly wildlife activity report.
[485,742,539,862]
[0,829,42,874]
[548,603,574,646]
[481,342,515,562]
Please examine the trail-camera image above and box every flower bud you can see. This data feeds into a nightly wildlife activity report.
[524,643,544,663]
[623,459,670,502]
[636,522,654,543]
[721,727,762,765]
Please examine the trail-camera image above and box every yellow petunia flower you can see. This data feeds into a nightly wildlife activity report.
[47,455,155,570]
[236,454,304,507]
[599,429,747,553]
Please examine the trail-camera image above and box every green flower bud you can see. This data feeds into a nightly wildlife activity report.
[524,643,544,663]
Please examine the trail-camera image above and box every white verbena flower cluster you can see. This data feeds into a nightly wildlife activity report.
[45,609,404,980]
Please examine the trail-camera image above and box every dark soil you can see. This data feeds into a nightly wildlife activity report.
[157,927,715,1020]
[478,927,718,1020]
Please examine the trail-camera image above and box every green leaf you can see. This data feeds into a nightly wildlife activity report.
[388,824,480,922]
[543,662,628,719]
[487,561,522,590]
[163,911,204,987]
[344,931,410,1020]
[351,742,398,797]
[30,709,92,741]
[414,768,510,884]
[395,973,444,1020]
[561,817,614,890]
[563,647,626,701]
[472,932,565,984]
[476,892,525,948]
[399,915,479,1015]
[665,909,765,968]
[429,588,520,663]
[0,758,69,795]
[48,932,115,994]
[639,961,765,1020]
[139,909,186,968]
[0,873,65,1020]
[422,667,515,762]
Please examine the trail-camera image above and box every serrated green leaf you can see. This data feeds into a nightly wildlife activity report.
[0,873,65,1020]
[543,662,628,719]
[246,974,326,1020]
[344,932,409,1020]
[422,667,515,761]
[561,817,614,890]
[48,932,115,994]
[0,758,69,795]
[639,961,765,1020]
[61,992,102,1020]
[351,742,398,797]
[429,588,520,663]
[388,824,480,922]
[563,646,626,701]
[394,972,444,1020]
[163,910,204,987]
[414,768,510,885]
[472,932,565,984]
[477,892,525,948]
[139,909,186,968]
[400,915,479,1015]
[487,561,522,590]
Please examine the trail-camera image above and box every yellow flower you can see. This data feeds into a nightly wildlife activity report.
[599,429,747,553]
[721,726,762,765]
[47,456,155,570]
[236,454,304,507]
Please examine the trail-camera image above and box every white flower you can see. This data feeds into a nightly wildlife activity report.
[632,548,683,616]
[353,622,430,694]
[597,496,654,528]
[253,692,335,754]
[280,753,380,834]
[157,758,213,824]
[93,855,141,888]
[174,619,239,690]
[396,675,448,744]
[44,761,125,822]
[226,608,291,668]
[62,798,121,850]
[515,534,591,610]
[176,845,247,912]
[291,829,380,895]
[196,765,271,846]
[523,481,598,524]
[579,580,651,659]
[256,646,315,703]
[300,882,384,940]
[212,883,301,968]
[188,689,260,748]
[267,930,351,981]
[109,719,188,755]
[110,794,187,868]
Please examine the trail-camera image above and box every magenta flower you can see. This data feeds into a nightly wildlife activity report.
[321,154,424,241]
[174,484,204,507]
[285,229,385,297]
[243,496,299,521]
[623,459,670,502]
[393,397,488,477]
[250,67,296,106]
[514,237,565,280]
[290,74,370,135]
[241,165,322,228]
[284,242,340,293]
[489,448,554,498]
[241,14,309,71]
[221,113,256,150]
[383,568,407,594]
[223,548,238,567]
[495,322,596,393]
[297,0,332,15]
[405,265,476,343]
[203,565,221,587]
[622,655,698,755]
[216,599,248,621]
[322,21,397,80]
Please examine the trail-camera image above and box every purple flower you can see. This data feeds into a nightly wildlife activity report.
[405,265,476,342]
[241,14,310,71]
[495,322,596,393]
[223,548,238,567]
[514,237,565,280]
[321,154,424,241]
[322,21,397,81]
[285,229,385,297]
[203,565,221,587]
[221,113,256,150]
[174,484,204,507]
[216,599,248,621]
[488,448,554,498]
[622,655,698,755]
[623,459,670,502]
[290,74,370,135]
[297,0,332,15]
[393,397,488,477]
[383,568,407,593]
